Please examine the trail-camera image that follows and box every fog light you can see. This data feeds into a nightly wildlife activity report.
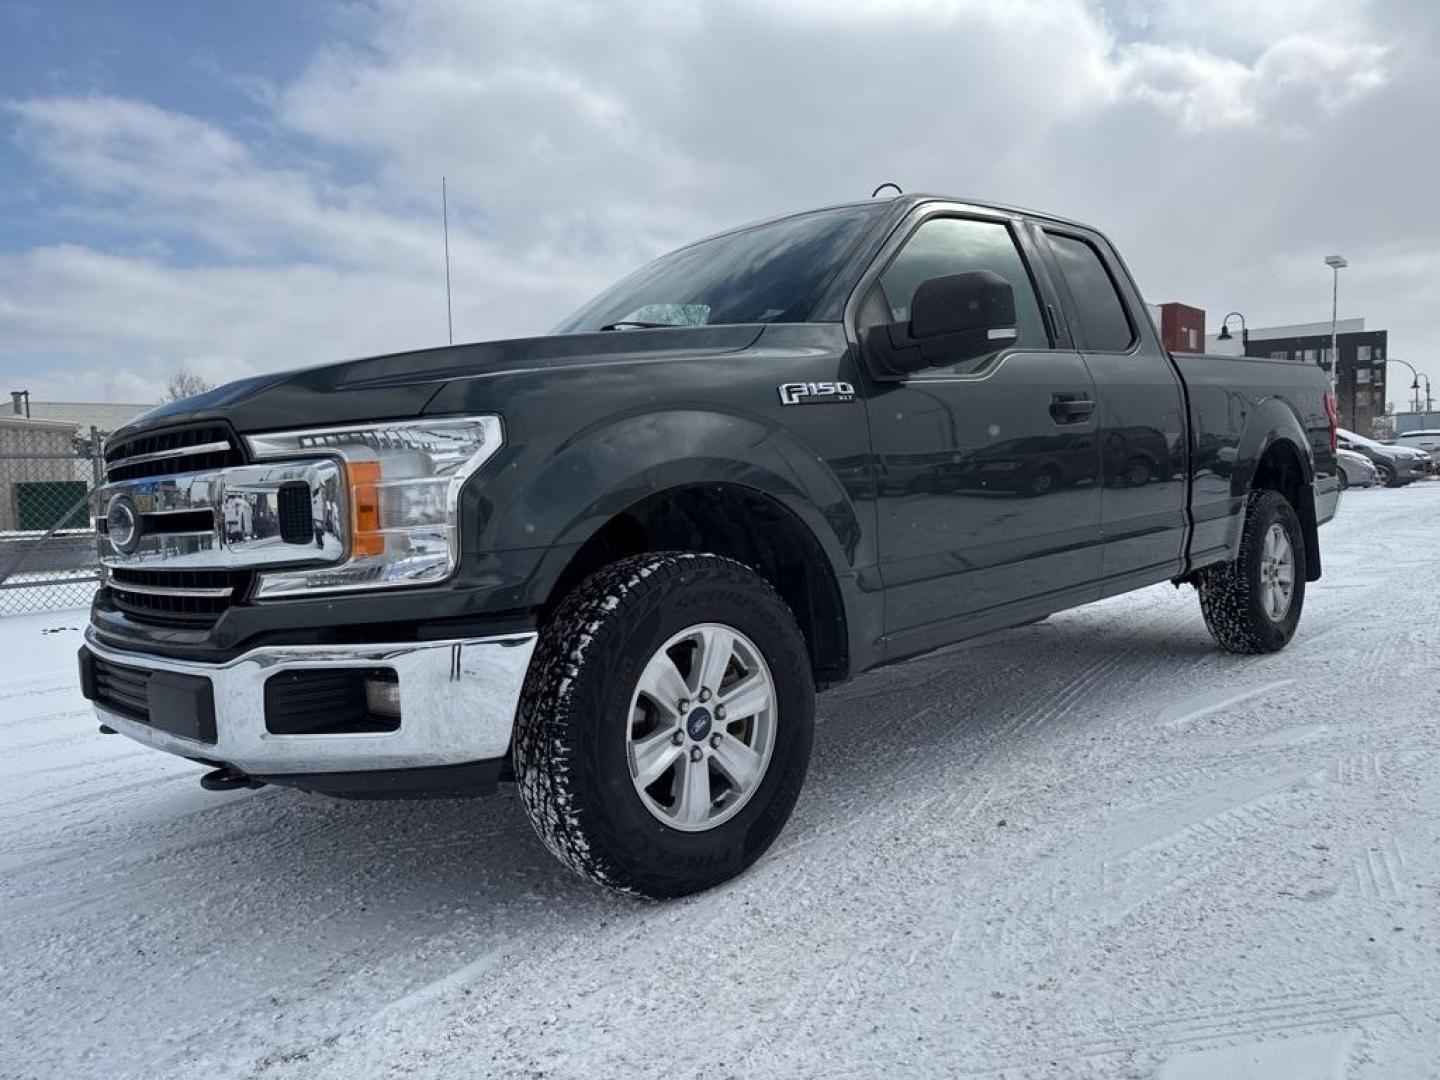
[364,675,402,718]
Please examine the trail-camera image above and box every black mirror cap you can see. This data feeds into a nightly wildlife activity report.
[863,270,1020,377]
[911,270,1017,340]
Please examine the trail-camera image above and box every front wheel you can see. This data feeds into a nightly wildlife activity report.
[1378,462,1400,487]
[1195,489,1306,654]
[513,553,814,898]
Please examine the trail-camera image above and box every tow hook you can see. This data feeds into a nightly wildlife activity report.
[200,766,266,792]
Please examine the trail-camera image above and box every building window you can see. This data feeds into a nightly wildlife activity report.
[1301,348,1317,363]
[1357,368,1371,385]
[1270,350,1289,361]
[1374,391,1385,406]
[1358,345,1372,363]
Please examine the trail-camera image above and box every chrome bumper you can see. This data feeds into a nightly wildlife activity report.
[83,627,536,775]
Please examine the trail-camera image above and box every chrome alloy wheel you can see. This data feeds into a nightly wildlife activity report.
[1259,522,1296,621]
[624,623,777,832]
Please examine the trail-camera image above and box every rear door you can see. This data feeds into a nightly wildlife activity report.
[853,206,1104,656]
[1039,228,1188,592]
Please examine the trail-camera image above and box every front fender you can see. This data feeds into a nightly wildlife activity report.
[481,406,866,575]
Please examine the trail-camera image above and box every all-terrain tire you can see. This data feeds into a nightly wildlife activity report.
[513,552,814,898]
[1195,489,1306,655]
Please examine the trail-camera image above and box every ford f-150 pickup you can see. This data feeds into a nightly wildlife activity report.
[79,194,1341,897]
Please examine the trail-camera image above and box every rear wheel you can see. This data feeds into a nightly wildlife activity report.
[1338,469,1350,491]
[513,553,814,898]
[1195,489,1306,654]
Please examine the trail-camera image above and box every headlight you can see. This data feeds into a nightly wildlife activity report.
[245,416,502,597]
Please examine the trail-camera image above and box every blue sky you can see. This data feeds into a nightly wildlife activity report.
[1,0,1434,404]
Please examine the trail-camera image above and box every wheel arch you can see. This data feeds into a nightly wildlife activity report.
[1245,432,1321,582]
[541,480,853,686]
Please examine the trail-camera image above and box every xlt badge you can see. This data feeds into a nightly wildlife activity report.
[778,381,856,406]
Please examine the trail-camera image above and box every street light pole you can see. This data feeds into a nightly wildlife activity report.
[1215,311,1249,352]
[1385,358,1421,415]
[1324,255,1347,398]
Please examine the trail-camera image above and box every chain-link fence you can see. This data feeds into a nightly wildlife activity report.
[0,423,105,615]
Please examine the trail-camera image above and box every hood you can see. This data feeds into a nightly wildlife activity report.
[112,325,764,442]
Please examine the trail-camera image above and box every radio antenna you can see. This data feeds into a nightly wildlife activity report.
[871,182,903,197]
[442,176,454,345]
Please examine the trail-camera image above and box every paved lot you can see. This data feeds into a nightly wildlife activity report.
[4,481,1438,1079]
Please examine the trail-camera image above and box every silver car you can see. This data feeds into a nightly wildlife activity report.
[1336,447,1378,489]
[1395,429,1440,467]
[1337,428,1430,486]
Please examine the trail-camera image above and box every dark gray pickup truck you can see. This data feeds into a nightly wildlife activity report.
[80,194,1340,896]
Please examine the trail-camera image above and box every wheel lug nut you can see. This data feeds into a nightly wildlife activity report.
[715,705,726,721]
[710,733,722,749]
[699,688,712,703]
[689,746,703,762]
[677,698,690,714]
[671,731,684,746]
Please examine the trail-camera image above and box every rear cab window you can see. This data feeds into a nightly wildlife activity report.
[1044,232,1136,353]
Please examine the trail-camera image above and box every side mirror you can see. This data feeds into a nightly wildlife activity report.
[866,271,1019,376]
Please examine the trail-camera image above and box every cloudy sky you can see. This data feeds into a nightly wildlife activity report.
[1,0,1436,407]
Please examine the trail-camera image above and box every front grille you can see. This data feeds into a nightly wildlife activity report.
[105,423,243,482]
[108,568,252,624]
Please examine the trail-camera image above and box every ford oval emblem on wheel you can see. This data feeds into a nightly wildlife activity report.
[104,494,141,555]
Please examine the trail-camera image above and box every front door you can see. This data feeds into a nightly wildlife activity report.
[857,211,1104,657]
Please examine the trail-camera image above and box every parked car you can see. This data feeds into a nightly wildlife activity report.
[1394,429,1440,467]
[1335,447,1378,489]
[1337,427,1429,486]
[79,194,1341,897]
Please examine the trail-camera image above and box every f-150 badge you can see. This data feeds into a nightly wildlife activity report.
[778,381,856,406]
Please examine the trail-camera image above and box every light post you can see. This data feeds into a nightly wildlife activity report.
[1215,311,1249,354]
[1324,255,1347,395]
[1385,358,1422,414]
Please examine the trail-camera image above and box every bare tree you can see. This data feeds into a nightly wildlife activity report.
[162,372,213,402]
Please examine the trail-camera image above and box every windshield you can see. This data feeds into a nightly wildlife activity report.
[553,204,883,333]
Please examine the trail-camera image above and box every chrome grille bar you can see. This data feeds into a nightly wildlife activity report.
[104,440,233,478]
[96,459,348,571]
[109,580,235,599]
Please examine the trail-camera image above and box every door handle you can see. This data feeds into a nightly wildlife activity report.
[1049,392,1095,425]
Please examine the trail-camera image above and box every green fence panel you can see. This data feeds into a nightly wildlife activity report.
[14,481,90,531]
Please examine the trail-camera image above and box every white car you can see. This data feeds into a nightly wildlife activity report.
[1336,447,1378,489]
[1395,429,1440,467]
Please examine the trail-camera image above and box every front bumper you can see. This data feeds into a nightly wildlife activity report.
[79,626,536,777]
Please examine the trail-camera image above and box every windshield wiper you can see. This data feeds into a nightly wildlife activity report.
[598,321,678,331]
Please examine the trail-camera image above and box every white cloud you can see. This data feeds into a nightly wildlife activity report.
[0,0,1431,404]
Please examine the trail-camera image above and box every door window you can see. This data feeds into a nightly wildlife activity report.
[878,217,1049,375]
[1046,233,1135,353]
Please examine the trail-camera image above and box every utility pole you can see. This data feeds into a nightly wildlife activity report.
[443,176,454,346]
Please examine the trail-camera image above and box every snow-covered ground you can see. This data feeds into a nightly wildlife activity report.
[5,483,1439,1080]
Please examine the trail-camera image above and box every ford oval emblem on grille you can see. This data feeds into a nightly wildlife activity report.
[104,494,141,555]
